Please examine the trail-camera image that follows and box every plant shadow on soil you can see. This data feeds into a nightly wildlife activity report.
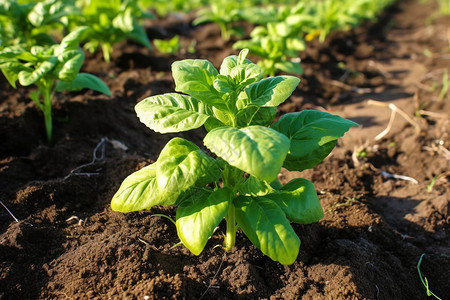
[1,0,450,299]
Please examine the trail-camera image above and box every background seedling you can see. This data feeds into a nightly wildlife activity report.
[0,27,111,142]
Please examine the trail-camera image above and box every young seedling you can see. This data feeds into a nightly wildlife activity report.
[153,35,181,55]
[111,49,357,265]
[0,0,78,47]
[233,22,305,76]
[417,253,442,299]
[194,0,245,41]
[67,0,153,62]
[0,27,111,142]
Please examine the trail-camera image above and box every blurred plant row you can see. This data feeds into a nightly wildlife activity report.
[1,0,396,66]
[0,0,395,142]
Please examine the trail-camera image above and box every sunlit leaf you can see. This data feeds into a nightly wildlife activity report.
[235,195,300,265]
[204,126,290,182]
[271,110,358,171]
[176,188,233,255]
[136,93,215,133]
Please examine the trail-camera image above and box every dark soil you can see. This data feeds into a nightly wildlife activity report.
[1,0,449,299]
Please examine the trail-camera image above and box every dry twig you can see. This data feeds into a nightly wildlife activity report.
[0,200,19,222]
[368,100,422,140]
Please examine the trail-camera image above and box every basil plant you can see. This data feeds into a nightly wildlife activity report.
[0,26,111,143]
[111,49,357,265]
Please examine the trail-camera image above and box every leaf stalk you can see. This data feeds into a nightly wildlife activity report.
[224,203,236,251]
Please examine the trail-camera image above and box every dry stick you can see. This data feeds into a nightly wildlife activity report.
[330,80,373,94]
[0,200,19,222]
[198,253,226,300]
[367,100,422,140]
[419,110,448,119]
[64,138,107,180]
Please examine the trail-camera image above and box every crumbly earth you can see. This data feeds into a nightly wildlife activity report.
[1,0,449,299]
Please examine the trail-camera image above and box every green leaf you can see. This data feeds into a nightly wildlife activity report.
[204,126,290,182]
[27,0,76,27]
[172,59,226,109]
[220,50,263,85]
[0,62,33,88]
[135,93,216,133]
[55,73,111,96]
[235,106,277,127]
[212,107,232,126]
[56,26,88,55]
[266,178,323,224]
[176,187,233,255]
[238,175,273,197]
[271,110,358,171]
[128,22,152,49]
[286,37,306,52]
[234,195,300,265]
[250,106,278,126]
[219,49,248,75]
[18,56,58,86]
[0,47,37,62]
[112,7,134,32]
[56,49,84,82]
[274,61,303,75]
[111,163,174,212]
[156,138,220,198]
[204,116,226,132]
[245,75,300,106]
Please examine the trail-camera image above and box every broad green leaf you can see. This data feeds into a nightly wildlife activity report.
[204,116,226,132]
[156,138,220,197]
[128,23,152,49]
[245,76,300,106]
[219,50,249,76]
[30,46,47,56]
[250,106,277,126]
[274,61,303,76]
[272,22,292,37]
[172,59,225,109]
[55,73,111,96]
[271,110,358,171]
[232,40,265,59]
[235,106,277,127]
[135,93,215,133]
[56,26,88,56]
[286,37,306,52]
[56,49,84,82]
[0,48,37,62]
[18,56,58,86]
[204,126,290,182]
[212,107,232,127]
[176,187,233,255]
[112,7,134,32]
[266,178,323,224]
[213,76,233,94]
[270,179,283,190]
[111,163,174,212]
[0,62,33,88]
[220,49,264,88]
[27,0,76,27]
[234,195,300,265]
[228,63,264,89]
[238,175,273,197]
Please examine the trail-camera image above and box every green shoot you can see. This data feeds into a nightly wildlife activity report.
[417,254,442,300]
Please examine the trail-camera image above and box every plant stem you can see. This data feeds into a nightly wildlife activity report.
[42,83,53,143]
[219,22,230,41]
[224,203,236,251]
